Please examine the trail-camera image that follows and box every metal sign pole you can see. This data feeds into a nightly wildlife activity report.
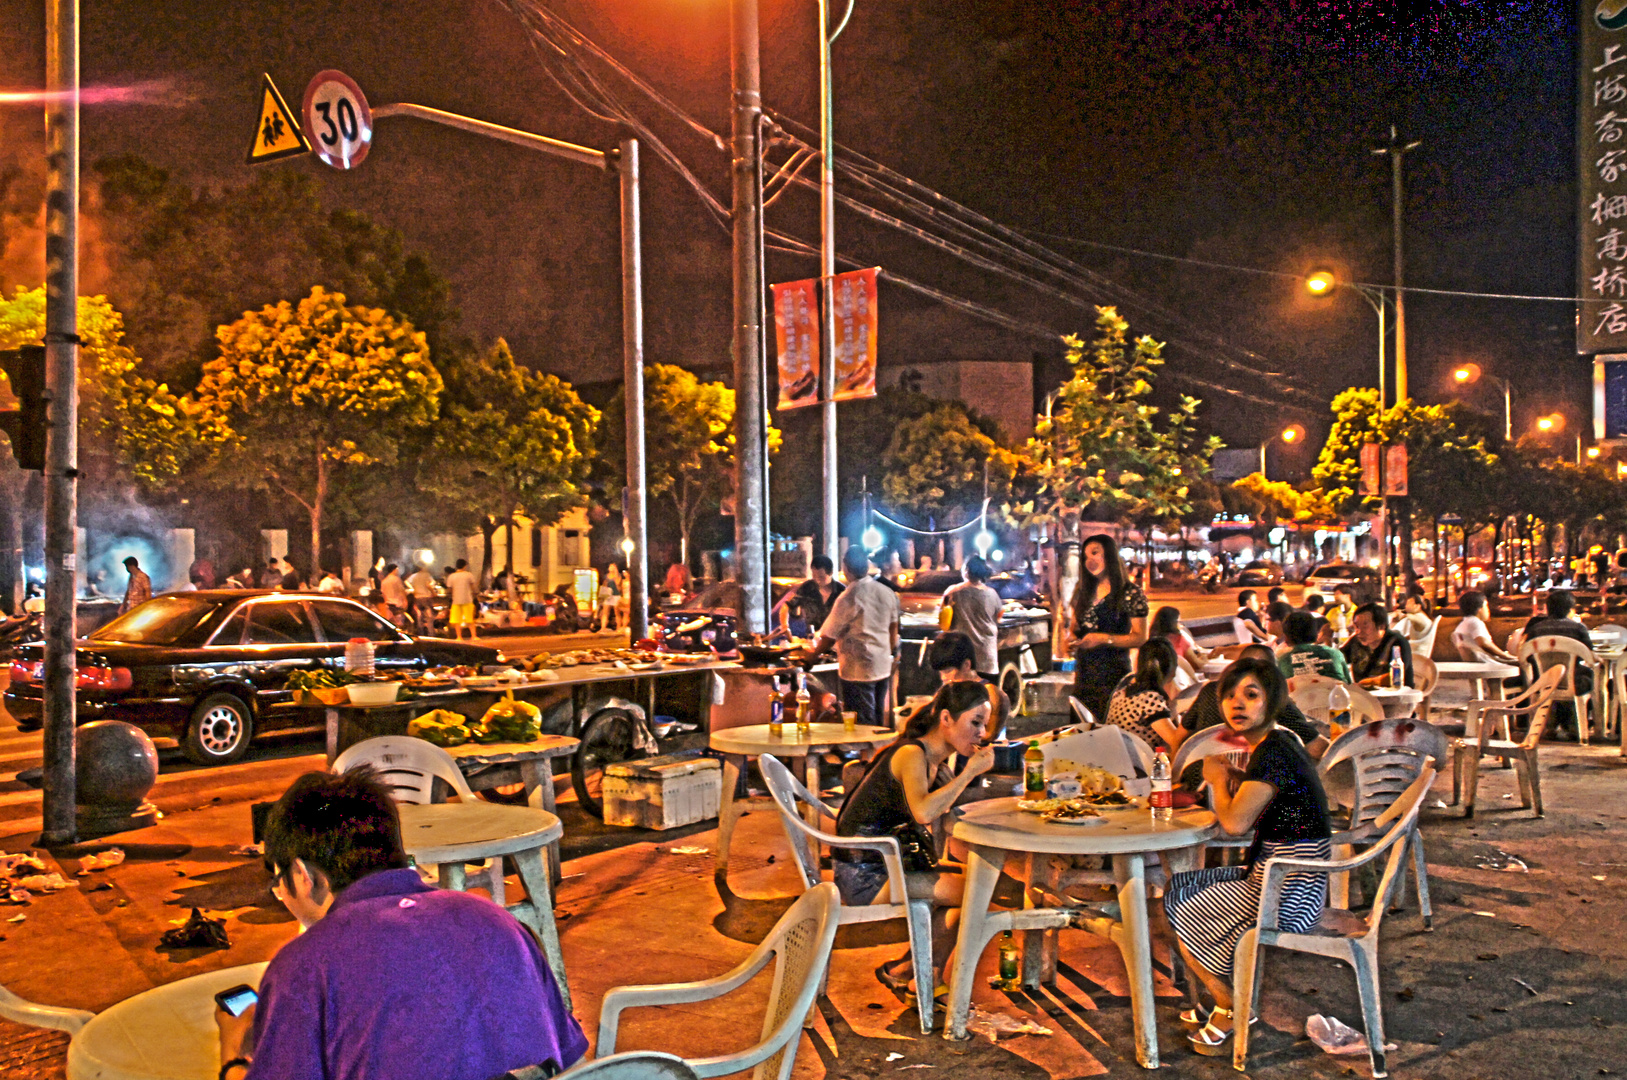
[617,139,648,642]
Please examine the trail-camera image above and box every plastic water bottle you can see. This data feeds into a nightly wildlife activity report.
[1150,749,1174,821]
[1024,740,1046,795]
[344,637,375,676]
[795,671,812,734]
[1328,682,1352,736]
[1389,646,1405,689]
[768,675,784,737]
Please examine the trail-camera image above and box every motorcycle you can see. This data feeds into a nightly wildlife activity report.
[1197,565,1222,594]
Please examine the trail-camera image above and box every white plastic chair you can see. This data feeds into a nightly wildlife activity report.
[1288,674,1383,729]
[1516,635,1601,743]
[1455,666,1563,818]
[1412,655,1438,722]
[1068,696,1096,727]
[557,1052,699,1079]
[595,882,840,1080]
[1232,767,1436,1079]
[333,735,505,902]
[1415,615,1442,660]
[1592,622,1627,644]
[1170,725,1247,780]
[1318,719,1448,925]
[0,984,94,1034]
[1172,682,1203,720]
[757,754,937,1033]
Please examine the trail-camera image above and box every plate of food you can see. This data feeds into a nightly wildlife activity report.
[1041,800,1106,826]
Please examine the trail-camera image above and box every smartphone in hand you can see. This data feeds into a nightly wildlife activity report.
[214,984,258,1018]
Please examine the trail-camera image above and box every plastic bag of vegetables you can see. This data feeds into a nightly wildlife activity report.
[472,692,542,744]
[408,709,473,748]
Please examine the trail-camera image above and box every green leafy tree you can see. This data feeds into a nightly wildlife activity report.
[602,364,780,568]
[192,286,443,575]
[880,403,1024,527]
[421,340,598,593]
[1022,306,1219,528]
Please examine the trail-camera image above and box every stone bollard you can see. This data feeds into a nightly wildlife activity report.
[75,720,159,838]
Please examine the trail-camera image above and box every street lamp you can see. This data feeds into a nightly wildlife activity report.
[1260,424,1307,477]
[1451,363,1513,442]
[1305,271,1394,409]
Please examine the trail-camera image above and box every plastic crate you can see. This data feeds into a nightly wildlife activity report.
[602,753,722,831]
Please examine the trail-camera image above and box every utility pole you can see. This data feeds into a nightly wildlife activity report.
[616,138,648,642]
[1374,125,1419,404]
[817,0,839,566]
[730,0,768,633]
[40,0,79,846]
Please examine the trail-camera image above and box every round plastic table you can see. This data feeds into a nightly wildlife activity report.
[944,800,1216,1067]
[66,962,268,1080]
[1366,685,1423,719]
[709,722,897,883]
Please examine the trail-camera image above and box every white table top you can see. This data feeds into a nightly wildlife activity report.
[709,722,896,757]
[66,963,268,1080]
[952,798,1215,855]
[1434,661,1519,679]
[398,801,562,865]
[1368,686,1423,702]
[444,734,580,766]
[1200,658,1231,676]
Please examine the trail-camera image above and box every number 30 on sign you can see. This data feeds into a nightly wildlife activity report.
[302,70,373,170]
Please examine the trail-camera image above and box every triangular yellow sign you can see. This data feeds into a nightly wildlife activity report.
[247,74,310,164]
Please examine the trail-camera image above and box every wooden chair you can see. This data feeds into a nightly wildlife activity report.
[1317,720,1448,925]
[1232,768,1436,1079]
[333,736,505,902]
[757,755,937,1033]
[1454,666,1564,818]
[1516,635,1602,743]
[595,883,840,1080]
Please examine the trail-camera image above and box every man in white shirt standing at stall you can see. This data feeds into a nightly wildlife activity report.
[814,545,902,729]
[941,555,1003,683]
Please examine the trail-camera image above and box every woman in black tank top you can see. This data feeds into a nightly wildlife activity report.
[834,681,996,995]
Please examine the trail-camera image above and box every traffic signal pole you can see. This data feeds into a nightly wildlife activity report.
[41,0,79,846]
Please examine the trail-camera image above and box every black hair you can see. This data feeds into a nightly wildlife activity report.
[810,554,834,574]
[1459,590,1486,617]
[1237,589,1258,606]
[1304,595,1326,613]
[843,544,870,577]
[927,631,977,672]
[1072,533,1130,629]
[1128,636,1178,694]
[1352,602,1387,629]
[123,556,139,567]
[1546,589,1575,618]
[1216,656,1287,726]
[455,558,468,570]
[899,680,993,742]
[1267,586,1286,603]
[1265,600,1294,625]
[385,563,399,574]
[264,767,407,895]
[963,556,991,582]
[1284,610,1320,646]
[1237,643,1276,664]
[1149,605,1182,639]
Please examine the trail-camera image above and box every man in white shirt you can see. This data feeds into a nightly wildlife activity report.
[407,565,438,635]
[317,572,345,595]
[445,560,479,640]
[1451,590,1516,664]
[814,546,901,729]
[941,555,1003,681]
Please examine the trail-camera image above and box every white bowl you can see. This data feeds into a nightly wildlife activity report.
[347,682,401,706]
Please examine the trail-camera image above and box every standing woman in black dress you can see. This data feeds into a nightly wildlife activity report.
[1068,533,1149,722]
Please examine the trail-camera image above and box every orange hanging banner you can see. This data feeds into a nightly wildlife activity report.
[771,278,820,410]
[831,267,879,401]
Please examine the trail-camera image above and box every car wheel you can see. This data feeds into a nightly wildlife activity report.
[571,708,654,819]
[183,693,254,766]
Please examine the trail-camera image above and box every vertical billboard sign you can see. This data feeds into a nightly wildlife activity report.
[1360,443,1382,497]
[1580,1,1627,353]
[830,267,879,401]
[771,278,820,410]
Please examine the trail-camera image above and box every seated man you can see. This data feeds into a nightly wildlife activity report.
[1342,602,1414,687]
[1232,589,1274,645]
[1263,601,1295,655]
[1519,588,1593,739]
[216,769,587,1080]
[1451,590,1517,664]
[1277,610,1352,682]
[927,630,1011,738]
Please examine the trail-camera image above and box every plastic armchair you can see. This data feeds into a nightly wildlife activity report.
[1592,622,1627,644]
[1232,767,1436,1079]
[1318,719,1448,924]
[1172,682,1203,720]
[1288,674,1383,729]
[757,755,937,1033]
[556,1051,699,1079]
[1416,615,1442,660]
[1412,655,1438,722]
[0,983,94,1035]
[596,882,841,1080]
[1454,666,1564,818]
[1516,635,1602,743]
[1068,696,1096,727]
[1170,725,1249,780]
[333,735,505,902]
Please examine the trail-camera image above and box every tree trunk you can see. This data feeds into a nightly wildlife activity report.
[1398,497,1416,595]
[1461,527,1472,604]
[1432,516,1441,609]
[480,516,498,587]
[310,455,328,584]
[504,515,518,603]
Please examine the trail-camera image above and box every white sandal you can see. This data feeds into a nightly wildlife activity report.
[1188,1008,1235,1056]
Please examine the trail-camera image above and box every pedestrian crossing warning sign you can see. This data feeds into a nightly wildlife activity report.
[247,74,310,164]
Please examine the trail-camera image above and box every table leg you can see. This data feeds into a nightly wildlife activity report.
[521,760,563,885]
[800,753,822,863]
[511,847,571,1011]
[1112,852,1159,1069]
[1020,853,1060,988]
[325,707,340,765]
[945,844,1007,1041]
[714,754,745,883]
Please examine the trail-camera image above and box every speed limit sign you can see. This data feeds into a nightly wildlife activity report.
[302,70,373,169]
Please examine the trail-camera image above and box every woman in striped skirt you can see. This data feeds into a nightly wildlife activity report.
[1163,656,1332,1056]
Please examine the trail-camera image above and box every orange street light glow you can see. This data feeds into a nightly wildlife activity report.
[1452,363,1480,384]
[1305,271,1335,294]
[1589,446,1603,459]
[1281,424,1306,444]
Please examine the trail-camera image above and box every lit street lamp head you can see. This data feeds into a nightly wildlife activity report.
[1452,362,1480,384]
[1305,271,1336,295]
[1281,424,1306,445]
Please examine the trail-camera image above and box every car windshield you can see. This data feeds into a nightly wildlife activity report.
[89,595,222,645]
[1311,567,1355,578]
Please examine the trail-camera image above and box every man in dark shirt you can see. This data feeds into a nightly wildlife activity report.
[215,769,586,1080]
[1520,589,1593,738]
[1341,602,1414,687]
[781,554,844,638]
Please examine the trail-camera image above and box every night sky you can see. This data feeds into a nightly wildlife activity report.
[0,0,1584,467]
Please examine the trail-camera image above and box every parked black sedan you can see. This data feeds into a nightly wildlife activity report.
[5,591,500,765]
